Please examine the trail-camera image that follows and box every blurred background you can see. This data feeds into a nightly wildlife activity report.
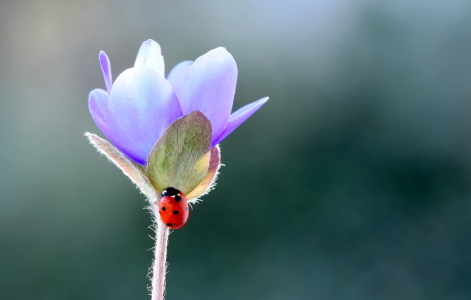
[1,0,471,299]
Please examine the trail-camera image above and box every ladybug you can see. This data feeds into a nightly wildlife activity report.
[158,187,189,230]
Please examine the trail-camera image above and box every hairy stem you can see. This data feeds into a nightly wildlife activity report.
[151,204,169,300]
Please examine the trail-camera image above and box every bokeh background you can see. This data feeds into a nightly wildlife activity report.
[1,0,471,299]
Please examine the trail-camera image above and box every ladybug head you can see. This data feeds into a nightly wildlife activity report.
[162,187,181,197]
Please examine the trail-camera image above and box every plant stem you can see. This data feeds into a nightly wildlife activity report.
[151,204,169,300]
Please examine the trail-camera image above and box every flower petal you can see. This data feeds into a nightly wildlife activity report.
[88,88,110,135]
[134,39,165,77]
[99,51,113,94]
[173,47,237,142]
[106,67,182,164]
[212,97,269,146]
[166,60,193,87]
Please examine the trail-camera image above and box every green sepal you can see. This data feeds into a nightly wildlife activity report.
[146,111,212,196]
[186,145,221,201]
[85,132,157,200]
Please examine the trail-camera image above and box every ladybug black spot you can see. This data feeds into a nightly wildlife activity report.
[185,207,188,211]
[173,210,179,214]
[166,223,173,226]
[174,195,182,202]
[161,207,166,211]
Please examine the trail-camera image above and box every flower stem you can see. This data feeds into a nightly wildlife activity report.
[151,204,169,300]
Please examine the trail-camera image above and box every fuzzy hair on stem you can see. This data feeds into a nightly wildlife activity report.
[149,204,169,300]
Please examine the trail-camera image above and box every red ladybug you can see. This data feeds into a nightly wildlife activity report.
[158,187,189,230]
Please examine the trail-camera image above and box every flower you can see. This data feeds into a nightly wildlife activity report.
[89,39,268,165]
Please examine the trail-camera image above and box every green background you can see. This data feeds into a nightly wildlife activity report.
[1,0,471,299]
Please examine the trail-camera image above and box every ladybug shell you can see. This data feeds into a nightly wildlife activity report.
[158,192,189,230]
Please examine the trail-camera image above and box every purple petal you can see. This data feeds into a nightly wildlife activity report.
[212,97,269,147]
[99,51,112,94]
[173,47,237,142]
[106,67,182,164]
[167,60,193,87]
[134,39,165,77]
[89,88,110,135]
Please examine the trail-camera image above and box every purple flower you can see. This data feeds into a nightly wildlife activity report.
[89,40,268,165]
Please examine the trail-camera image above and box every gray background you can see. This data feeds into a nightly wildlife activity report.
[1,0,471,299]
